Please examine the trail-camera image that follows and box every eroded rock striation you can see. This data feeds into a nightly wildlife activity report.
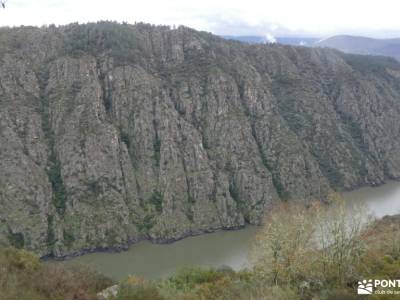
[0,22,400,257]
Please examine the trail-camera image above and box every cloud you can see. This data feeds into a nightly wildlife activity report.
[264,33,277,43]
[0,0,400,37]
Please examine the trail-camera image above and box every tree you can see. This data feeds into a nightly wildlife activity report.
[251,194,370,290]
[251,202,317,286]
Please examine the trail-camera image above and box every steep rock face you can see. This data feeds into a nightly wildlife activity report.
[0,23,399,257]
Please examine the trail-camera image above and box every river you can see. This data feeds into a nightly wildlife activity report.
[64,181,400,280]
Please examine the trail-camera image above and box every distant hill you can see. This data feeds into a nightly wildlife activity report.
[222,35,319,46]
[315,35,400,61]
[223,35,400,61]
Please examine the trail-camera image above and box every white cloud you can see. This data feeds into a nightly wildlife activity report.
[264,33,277,43]
[0,0,400,37]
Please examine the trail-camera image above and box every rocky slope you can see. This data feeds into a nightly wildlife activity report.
[0,22,400,258]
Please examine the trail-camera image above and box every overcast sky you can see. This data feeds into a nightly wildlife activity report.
[0,0,400,38]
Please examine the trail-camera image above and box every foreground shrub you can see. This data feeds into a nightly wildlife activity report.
[166,267,227,291]
[251,194,370,295]
[313,194,367,285]
[0,247,113,300]
[251,202,317,286]
[114,268,298,300]
[116,282,165,300]
[0,247,40,273]
[34,263,113,300]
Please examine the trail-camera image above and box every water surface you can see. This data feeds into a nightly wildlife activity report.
[342,181,400,218]
[65,181,400,280]
[67,227,258,280]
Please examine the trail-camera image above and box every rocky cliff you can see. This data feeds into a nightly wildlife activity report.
[1,22,400,257]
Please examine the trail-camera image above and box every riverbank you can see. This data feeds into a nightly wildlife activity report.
[42,225,248,261]
[4,202,400,299]
[61,226,259,280]
[56,181,400,280]
[44,180,400,263]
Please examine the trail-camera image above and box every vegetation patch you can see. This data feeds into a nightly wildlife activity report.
[37,66,68,216]
[120,131,130,148]
[8,230,24,249]
[48,159,67,215]
[62,229,75,248]
[46,215,56,250]
[150,190,163,213]
[0,247,113,300]
[153,135,161,167]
